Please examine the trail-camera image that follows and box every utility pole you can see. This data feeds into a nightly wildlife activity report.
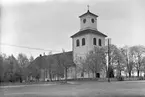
[108,38,111,82]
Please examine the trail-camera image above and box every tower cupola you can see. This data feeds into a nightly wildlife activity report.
[79,8,98,31]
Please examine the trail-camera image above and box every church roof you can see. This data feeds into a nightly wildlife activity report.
[29,51,75,69]
[52,51,73,57]
[79,10,98,18]
[71,29,107,38]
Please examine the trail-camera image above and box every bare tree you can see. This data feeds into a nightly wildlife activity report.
[113,48,126,77]
[2,55,20,82]
[29,56,34,63]
[26,56,34,81]
[46,55,55,81]
[17,53,29,68]
[59,50,75,82]
[121,46,135,77]
[130,45,145,77]
[74,56,86,78]
[17,53,29,81]
[105,45,126,77]
[28,55,43,81]
[53,55,64,80]
[84,47,106,78]
[141,57,145,77]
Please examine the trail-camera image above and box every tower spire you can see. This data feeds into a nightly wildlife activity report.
[87,5,90,11]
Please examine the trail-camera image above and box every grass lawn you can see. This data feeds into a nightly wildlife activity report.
[1,80,145,97]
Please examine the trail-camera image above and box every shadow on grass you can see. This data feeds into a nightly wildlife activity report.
[8,94,145,97]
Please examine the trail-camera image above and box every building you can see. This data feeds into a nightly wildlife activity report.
[31,8,107,81]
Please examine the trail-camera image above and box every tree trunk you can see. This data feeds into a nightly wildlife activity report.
[137,70,139,77]
[75,66,77,79]
[119,70,121,77]
[129,71,131,78]
[93,71,95,78]
[49,71,52,81]
[88,71,90,78]
[144,69,145,77]
[65,67,67,82]
[44,69,45,81]
[106,69,108,78]
[45,69,48,81]
[118,60,121,77]
[106,67,108,78]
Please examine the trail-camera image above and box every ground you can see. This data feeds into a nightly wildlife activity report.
[1,80,145,97]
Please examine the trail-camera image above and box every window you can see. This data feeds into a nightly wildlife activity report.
[82,38,85,46]
[98,39,102,46]
[91,18,94,23]
[93,38,96,45]
[83,19,86,23]
[76,39,80,47]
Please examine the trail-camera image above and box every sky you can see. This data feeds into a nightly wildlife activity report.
[1,0,145,58]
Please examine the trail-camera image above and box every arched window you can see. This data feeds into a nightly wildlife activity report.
[98,39,102,46]
[83,19,86,23]
[82,38,85,46]
[91,18,95,23]
[93,38,96,45]
[76,39,80,47]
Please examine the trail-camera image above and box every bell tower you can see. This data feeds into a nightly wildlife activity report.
[71,7,107,78]
[71,7,107,69]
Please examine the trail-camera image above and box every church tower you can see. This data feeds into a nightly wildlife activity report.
[71,8,107,64]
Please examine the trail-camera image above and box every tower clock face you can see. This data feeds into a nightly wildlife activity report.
[83,19,86,23]
[91,18,94,23]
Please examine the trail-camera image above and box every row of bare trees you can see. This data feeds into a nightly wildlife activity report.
[78,45,145,78]
[0,45,145,82]
[123,45,145,77]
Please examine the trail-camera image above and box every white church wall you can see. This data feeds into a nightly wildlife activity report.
[73,34,91,62]
[89,33,106,47]
[73,33,105,62]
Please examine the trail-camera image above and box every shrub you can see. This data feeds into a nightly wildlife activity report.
[138,76,144,80]
[117,76,124,81]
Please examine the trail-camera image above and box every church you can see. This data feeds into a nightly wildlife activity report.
[31,8,107,81]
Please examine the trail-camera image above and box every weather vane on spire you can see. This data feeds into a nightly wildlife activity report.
[87,5,90,11]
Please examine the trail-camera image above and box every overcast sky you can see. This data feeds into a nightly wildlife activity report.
[1,0,145,58]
